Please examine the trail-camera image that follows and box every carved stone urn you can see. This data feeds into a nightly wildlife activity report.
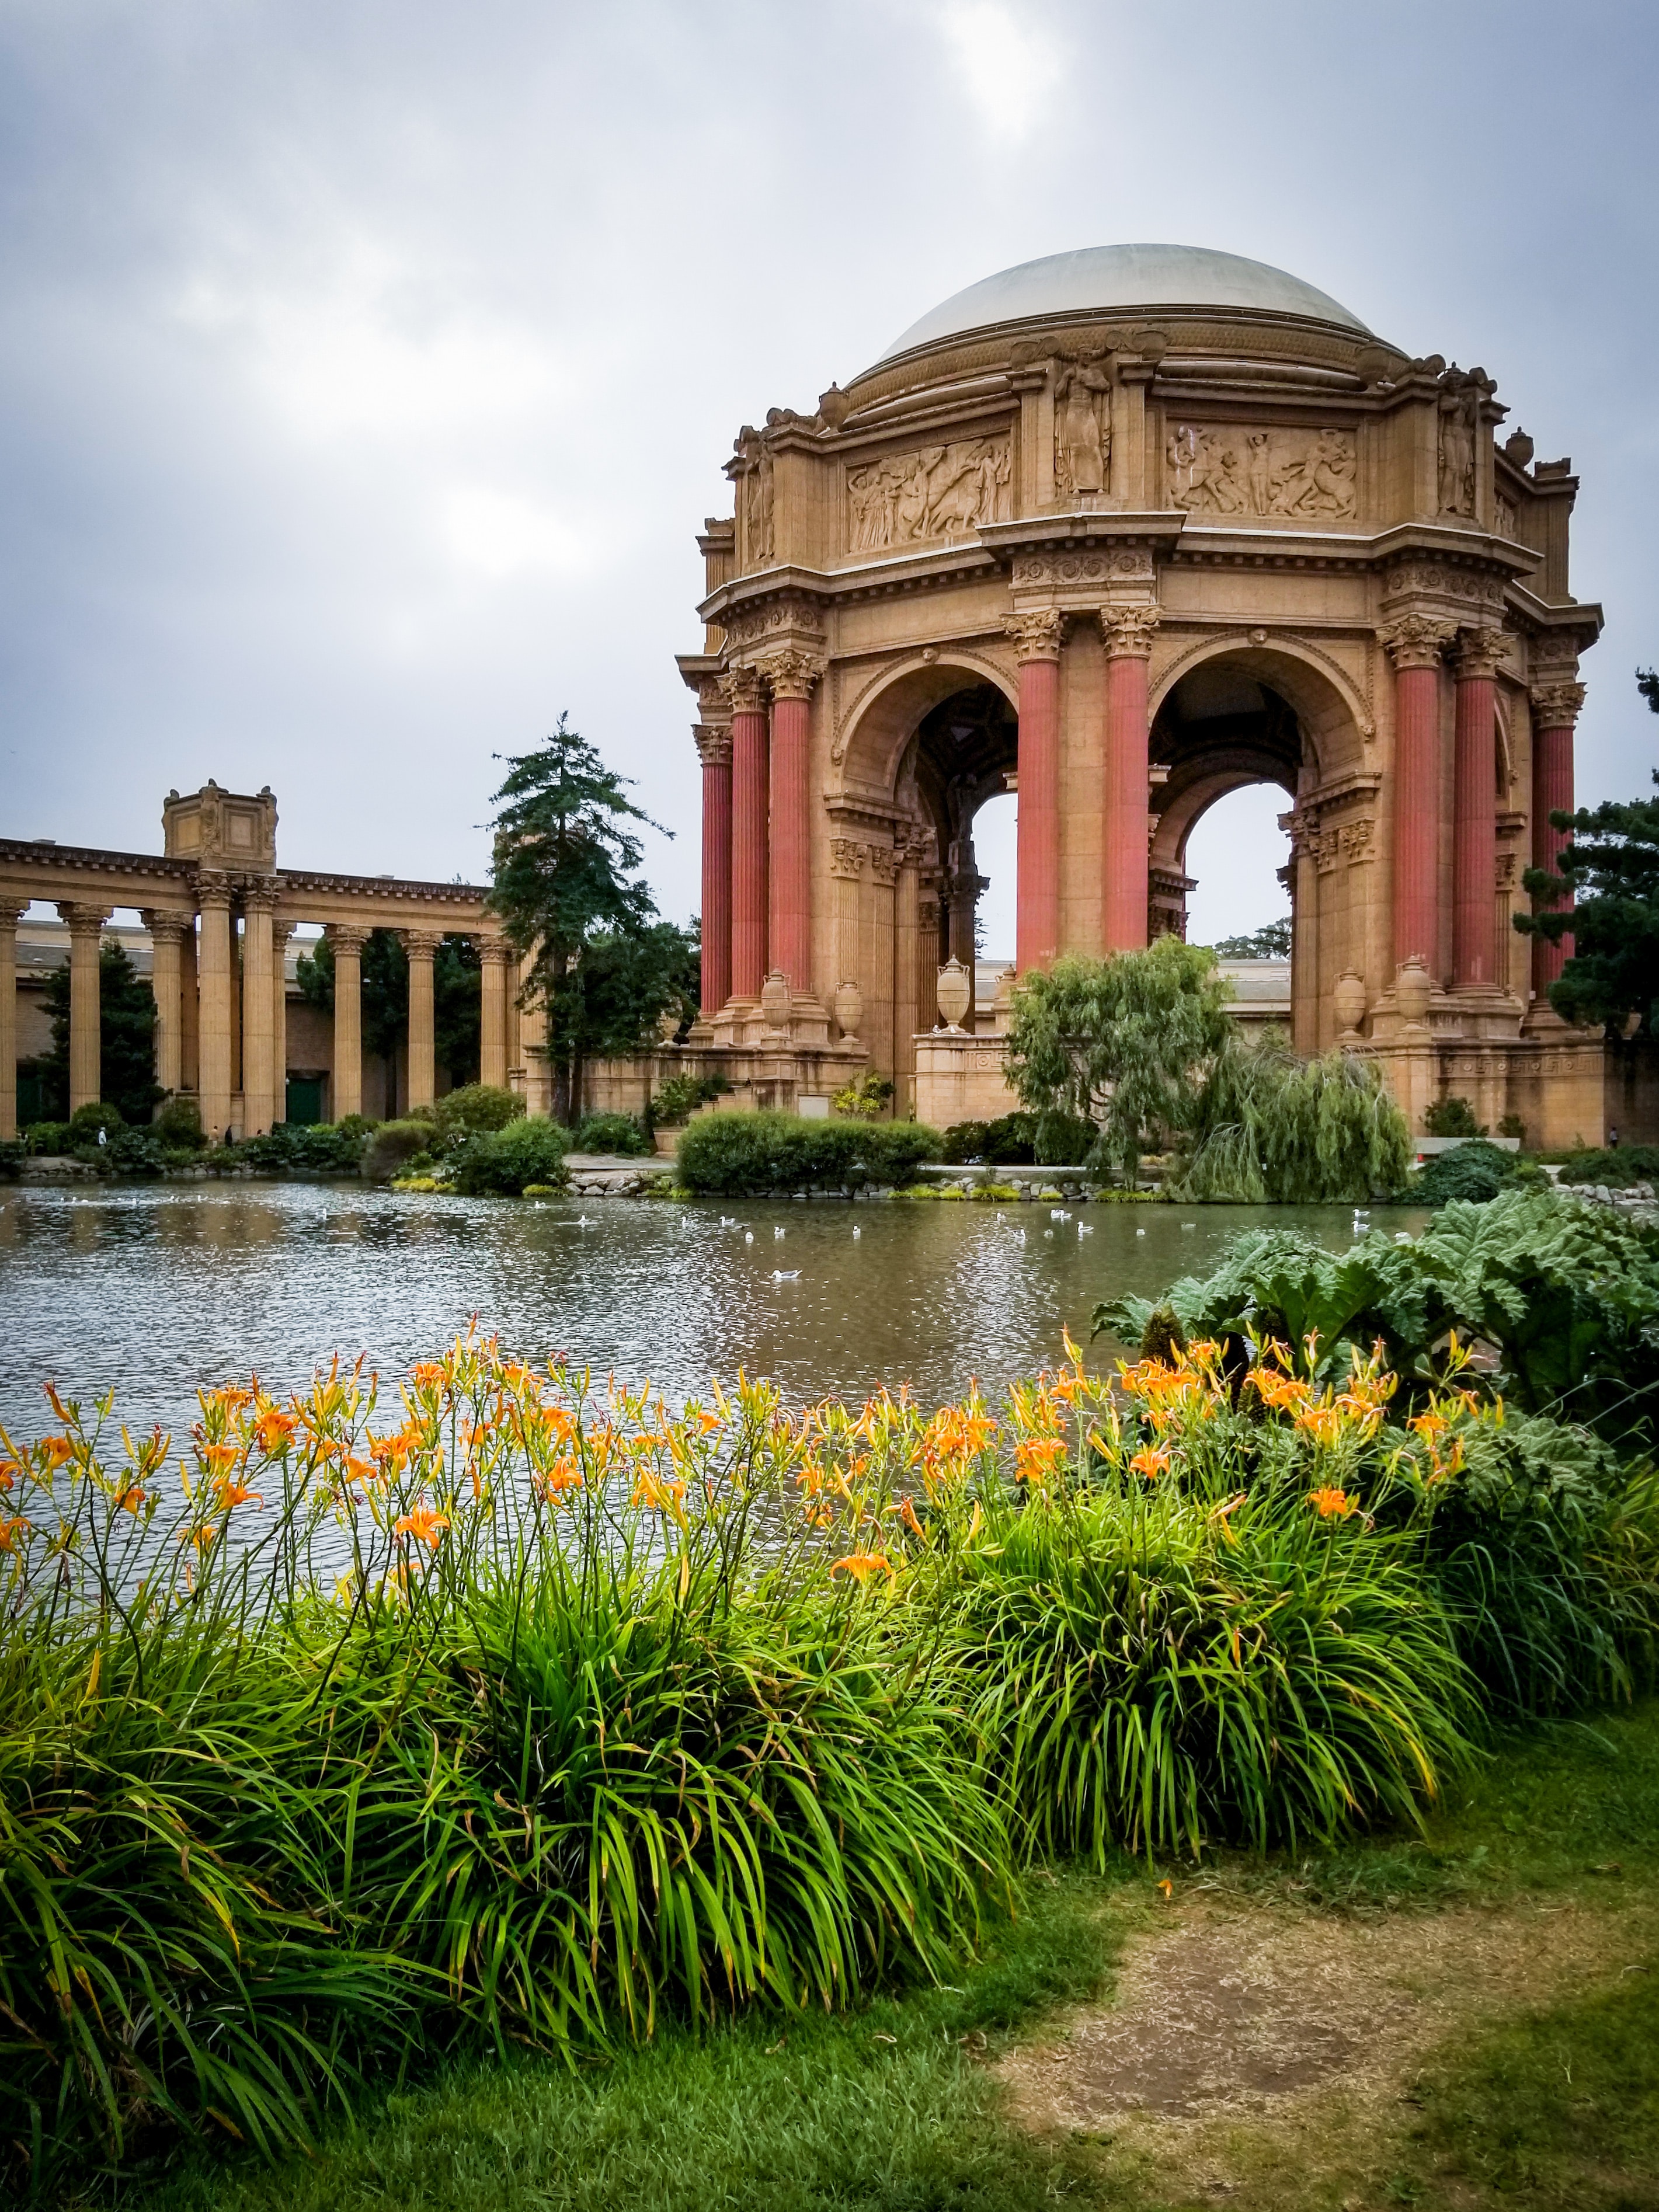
[1394,957,1432,1027]
[935,958,972,1032]
[1333,970,1368,1038]
[834,978,863,1041]
[760,969,792,1031]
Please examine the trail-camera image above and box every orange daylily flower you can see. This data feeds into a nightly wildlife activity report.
[1128,1444,1171,1480]
[1307,1486,1357,1520]
[113,1486,147,1514]
[394,1503,450,1546]
[1014,1436,1068,1485]
[0,1461,20,1490]
[631,1471,687,1518]
[832,1549,894,1586]
[39,1436,74,1471]
[0,1516,31,1551]
[253,1409,297,1452]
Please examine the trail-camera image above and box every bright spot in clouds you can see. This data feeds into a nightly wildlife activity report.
[937,1,1062,143]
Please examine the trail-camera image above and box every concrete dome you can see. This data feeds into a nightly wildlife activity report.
[880,243,1371,360]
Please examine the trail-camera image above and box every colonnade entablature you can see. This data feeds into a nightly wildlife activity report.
[674,243,1614,1145]
[0,781,524,1141]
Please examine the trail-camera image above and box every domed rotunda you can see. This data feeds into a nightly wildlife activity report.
[664,243,1607,1145]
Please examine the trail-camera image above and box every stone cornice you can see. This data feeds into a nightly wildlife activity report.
[1504,584,1603,647]
[977,510,1188,559]
[1371,522,1539,580]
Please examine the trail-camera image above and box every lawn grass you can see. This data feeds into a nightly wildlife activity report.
[116,1706,1659,2212]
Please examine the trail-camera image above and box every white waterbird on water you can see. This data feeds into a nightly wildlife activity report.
[770,1269,800,1281]
[719,1215,739,1229]
[576,1216,595,1229]
[745,1231,754,1244]
[774,1226,786,1240]
[1078,1222,1093,1236]
[852,1225,861,1239]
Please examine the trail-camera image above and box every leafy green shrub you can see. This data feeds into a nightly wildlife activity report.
[104,1127,167,1178]
[830,1072,895,1120]
[676,1112,941,1194]
[237,1118,374,1176]
[450,1117,571,1194]
[429,1082,523,1144]
[649,1071,731,1126]
[1035,1110,1097,1165]
[941,1120,990,1164]
[941,1113,1049,1165]
[1176,1044,1411,1202]
[1411,1138,1520,1207]
[25,1120,72,1155]
[1554,1143,1659,1190]
[1424,1095,1485,1138]
[573,1110,652,1156]
[68,1101,124,1142]
[154,1093,206,1150]
[362,1120,436,1183]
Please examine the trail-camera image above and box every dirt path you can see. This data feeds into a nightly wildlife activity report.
[996,1889,1651,2204]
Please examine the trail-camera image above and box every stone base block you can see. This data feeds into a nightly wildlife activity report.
[913,1030,1019,1128]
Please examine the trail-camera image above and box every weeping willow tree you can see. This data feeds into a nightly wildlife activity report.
[1173,1033,1410,1203]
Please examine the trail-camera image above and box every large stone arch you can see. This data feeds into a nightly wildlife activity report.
[1150,629,1375,786]
[832,649,1018,801]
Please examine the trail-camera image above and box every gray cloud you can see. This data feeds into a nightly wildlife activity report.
[1,0,1653,938]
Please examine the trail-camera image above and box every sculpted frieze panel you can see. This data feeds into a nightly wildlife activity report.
[1011,546,1152,590]
[1166,423,1357,521]
[846,436,1012,554]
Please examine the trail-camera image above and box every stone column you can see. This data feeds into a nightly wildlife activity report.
[479,936,512,1089]
[142,908,192,1101]
[1452,629,1505,990]
[57,903,111,1116]
[241,887,276,1135]
[695,724,733,1015]
[761,649,823,994]
[0,904,22,1140]
[272,923,294,1122]
[1529,677,1585,995]
[179,916,199,1095]
[401,929,443,1110]
[1007,609,1065,972]
[1099,607,1160,953]
[518,950,551,1117]
[917,887,942,1031]
[726,668,769,1001]
[1380,616,1458,977]
[329,924,367,1121]
[197,884,234,1140]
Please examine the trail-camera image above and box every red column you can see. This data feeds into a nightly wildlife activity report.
[1008,610,1064,971]
[727,671,768,1000]
[1100,607,1159,954]
[763,650,822,992]
[1530,677,1584,992]
[695,724,732,1014]
[1382,615,1457,975]
[1452,629,1505,988]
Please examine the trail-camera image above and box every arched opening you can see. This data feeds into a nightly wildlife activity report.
[1151,659,1305,1036]
[906,682,1018,1026]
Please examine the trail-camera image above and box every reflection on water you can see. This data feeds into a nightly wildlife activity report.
[0,1184,1424,1439]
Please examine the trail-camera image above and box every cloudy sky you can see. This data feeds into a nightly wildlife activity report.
[1,0,1654,955]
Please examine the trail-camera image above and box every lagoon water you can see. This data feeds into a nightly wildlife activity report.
[0,1183,1424,1442]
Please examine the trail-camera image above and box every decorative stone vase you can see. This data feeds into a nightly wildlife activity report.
[935,958,972,1032]
[1394,957,1432,1027]
[760,969,792,1031]
[1333,970,1368,1037]
[834,978,863,1041]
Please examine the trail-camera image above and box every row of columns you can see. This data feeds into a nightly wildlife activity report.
[0,895,519,1141]
[1383,616,1578,997]
[698,648,826,1015]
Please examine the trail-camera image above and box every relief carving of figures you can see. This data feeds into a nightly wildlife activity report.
[847,436,1011,553]
[1169,424,1357,520]
[1053,356,1112,498]
[1436,367,1492,518]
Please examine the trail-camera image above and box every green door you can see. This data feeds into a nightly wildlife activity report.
[286,1077,325,1126]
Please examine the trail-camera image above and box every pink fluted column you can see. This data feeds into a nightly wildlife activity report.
[763,649,823,992]
[1382,615,1457,976]
[1100,607,1159,953]
[1452,629,1505,988]
[696,724,733,1015]
[726,670,769,1001]
[1530,675,1584,992]
[1008,610,1064,971]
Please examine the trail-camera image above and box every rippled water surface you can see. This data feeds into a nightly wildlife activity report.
[0,1183,1424,1437]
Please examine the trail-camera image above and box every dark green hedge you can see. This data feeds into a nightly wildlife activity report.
[676,1112,941,1195]
[450,1118,571,1195]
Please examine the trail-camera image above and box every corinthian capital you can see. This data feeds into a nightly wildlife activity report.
[694,723,733,767]
[57,900,112,939]
[328,922,370,957]
[1529,679,1587,728]
[1004,608,1066,663]
[1099,605,1161,659]
[1454,626,1508,681]
[757,646,826,701]
[1378,614,1458,670]
[721,665,767,715]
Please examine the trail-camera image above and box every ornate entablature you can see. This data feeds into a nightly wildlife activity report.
[676,242,1611,1144]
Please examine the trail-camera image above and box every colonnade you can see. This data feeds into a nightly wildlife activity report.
[0,894,520,1141]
